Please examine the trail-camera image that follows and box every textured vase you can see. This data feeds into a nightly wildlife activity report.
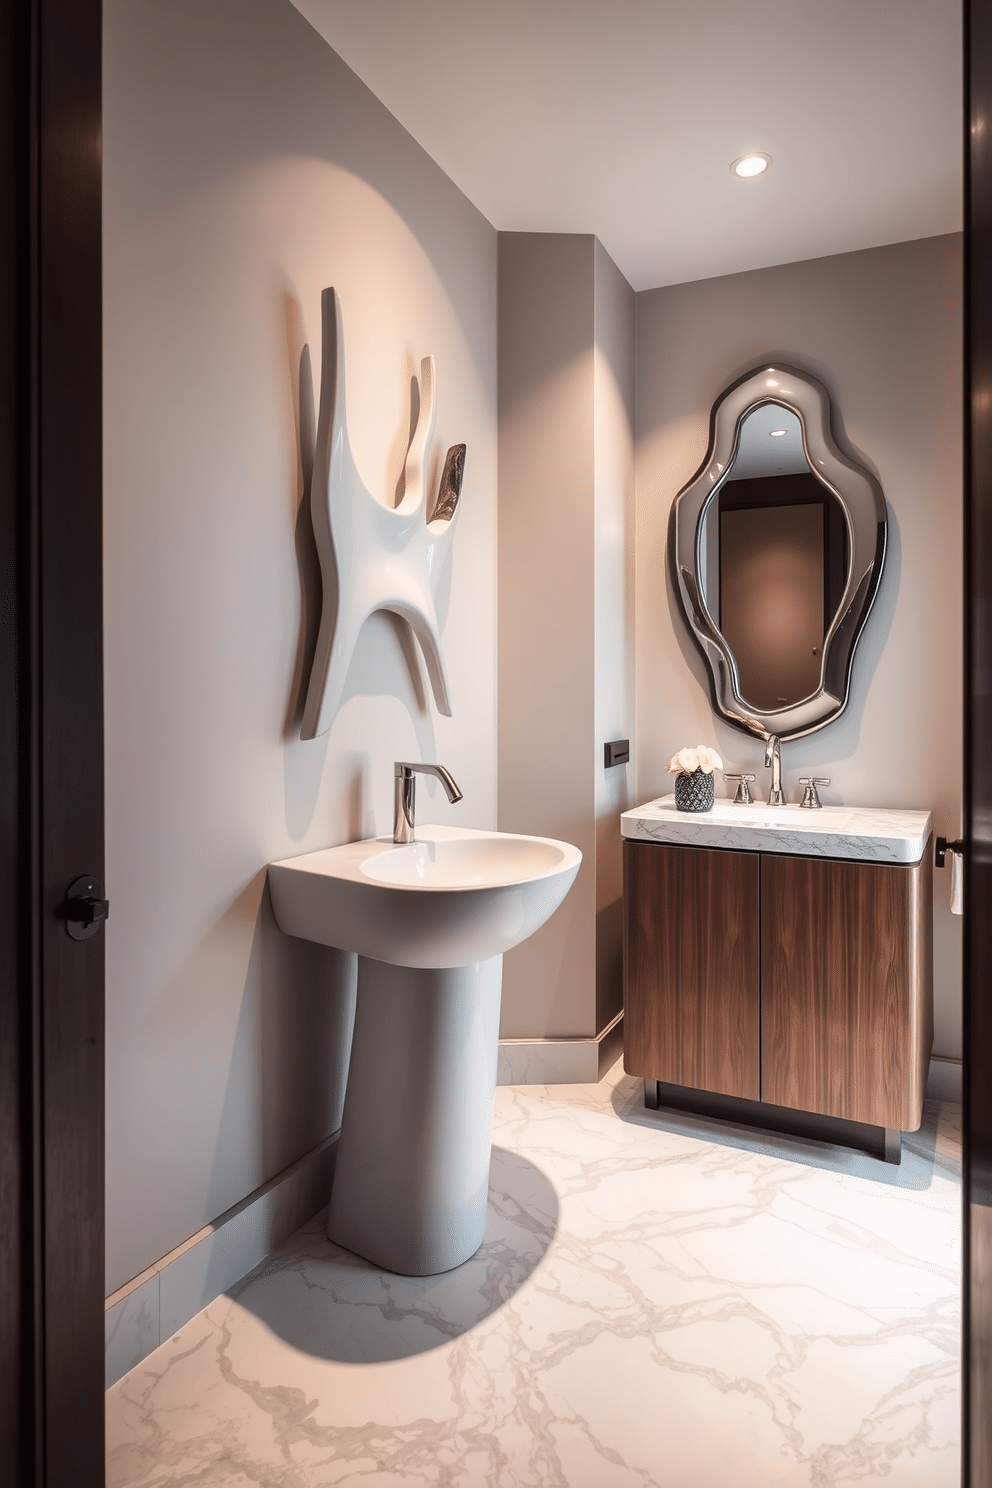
[675,769,714,812]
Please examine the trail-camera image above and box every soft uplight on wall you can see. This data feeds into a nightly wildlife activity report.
[731,152,771,179]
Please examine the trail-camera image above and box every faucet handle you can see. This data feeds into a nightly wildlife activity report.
[724,773,756,805]
[798,777,830,809]
[393,761,463,843]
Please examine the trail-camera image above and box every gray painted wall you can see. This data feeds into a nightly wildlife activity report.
[634,233,963,1059]
[103,0,498,1293]
[498,234,634,1041]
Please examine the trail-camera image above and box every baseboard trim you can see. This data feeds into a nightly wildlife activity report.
[497,1010,624,1085]
[107,1010,631,1384]
[927,1056,962,1103]
[105,1132,338,1390]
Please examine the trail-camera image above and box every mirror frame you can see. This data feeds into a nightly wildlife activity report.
[671,363,888,741]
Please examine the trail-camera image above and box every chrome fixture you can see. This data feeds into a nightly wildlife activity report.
[723,773,756,805]
[764,735,786,806]
[393,761,463,843]
[935,835,964,867]
[799,776,831,809]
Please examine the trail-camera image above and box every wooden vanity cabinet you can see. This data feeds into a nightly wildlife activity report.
[623,838,933,1132]
[623,843,760,1101]
[761,851,932,1130]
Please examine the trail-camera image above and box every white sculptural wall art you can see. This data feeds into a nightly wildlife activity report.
[301,288,466,739]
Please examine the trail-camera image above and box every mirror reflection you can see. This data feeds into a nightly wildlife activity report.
[699,405,848,713]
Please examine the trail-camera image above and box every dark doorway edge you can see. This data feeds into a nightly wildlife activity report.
[0,1,105,1484]
[965,0,992,1481]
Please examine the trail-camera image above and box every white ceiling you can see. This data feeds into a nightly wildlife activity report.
[291,0,962,292]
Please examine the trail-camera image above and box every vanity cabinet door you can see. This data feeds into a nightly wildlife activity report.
[760,851,933,1130]
[623,841,760,1100]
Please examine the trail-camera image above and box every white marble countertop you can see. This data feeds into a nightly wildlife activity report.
[621,795,933,864]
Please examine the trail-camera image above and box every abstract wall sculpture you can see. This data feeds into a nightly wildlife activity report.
[301,288,466,739]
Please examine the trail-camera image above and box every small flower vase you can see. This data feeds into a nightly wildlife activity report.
[674,768,714,813]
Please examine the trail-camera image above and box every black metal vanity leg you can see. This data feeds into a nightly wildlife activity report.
[644,1080,659,1110]
[883,1127,902,1164]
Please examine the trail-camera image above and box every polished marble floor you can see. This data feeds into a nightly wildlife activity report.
[106,1064,961,1486]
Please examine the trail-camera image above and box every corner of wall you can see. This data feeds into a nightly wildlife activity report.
[497,233,635,1061]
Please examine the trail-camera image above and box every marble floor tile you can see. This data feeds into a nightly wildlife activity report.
[105,1273,160,1391]
[107,1066,960,1487]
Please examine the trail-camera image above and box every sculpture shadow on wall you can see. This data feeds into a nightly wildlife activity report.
[280,287,324,743]
[136,869,358,1279]
[227,1146,558,1363]
[285,339,325,740]
[281,289,329,841]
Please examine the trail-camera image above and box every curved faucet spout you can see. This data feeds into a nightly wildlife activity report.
[764,735,786,806]
[393,762,463,842]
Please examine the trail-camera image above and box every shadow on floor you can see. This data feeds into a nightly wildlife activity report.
[227,1145,558,1363]
[610,1074,960,1193]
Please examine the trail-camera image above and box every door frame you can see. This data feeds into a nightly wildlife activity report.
[965,0,992,1479]
[1,1,105,1484]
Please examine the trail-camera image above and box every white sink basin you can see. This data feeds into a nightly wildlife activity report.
[361,833,568,889]
[268,823,582,968]
[621,795,932,864]
[268,822,582,1278]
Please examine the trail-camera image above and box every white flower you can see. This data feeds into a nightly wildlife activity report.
[667,744,723,775]
[667,746,697,774]
[696,746,723,774]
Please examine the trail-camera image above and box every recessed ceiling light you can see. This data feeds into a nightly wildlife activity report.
[731,153,771,179]
[770,429,787,437]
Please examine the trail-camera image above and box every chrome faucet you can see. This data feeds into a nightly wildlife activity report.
[764,735,786,806]
[799,776,831,809]
[393,761,463,843]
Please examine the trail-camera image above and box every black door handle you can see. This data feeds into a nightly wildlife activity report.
[65,875,109,940]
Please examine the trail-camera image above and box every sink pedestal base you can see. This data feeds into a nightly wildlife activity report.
[327,953,503,1275]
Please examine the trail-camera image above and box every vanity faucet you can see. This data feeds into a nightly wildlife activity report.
[764,735,786,806]
[393,761,463,843]
[799,776,831,809]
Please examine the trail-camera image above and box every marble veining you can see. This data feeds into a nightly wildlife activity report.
[107,1065,959,1487]
[623,795,932,864]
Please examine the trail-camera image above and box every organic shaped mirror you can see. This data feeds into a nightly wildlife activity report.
[672,365,887,740]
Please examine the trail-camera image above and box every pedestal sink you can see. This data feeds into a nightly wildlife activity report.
[268,825,581,1275]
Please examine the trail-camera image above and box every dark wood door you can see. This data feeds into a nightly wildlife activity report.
[761,852,932,1130]
[623,840,760,1099]
[1,1,105,1483]
[967,0,992,1476]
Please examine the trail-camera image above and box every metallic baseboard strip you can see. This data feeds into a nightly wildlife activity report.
[497,1011,624,1086]
[104,1133,338,1390]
